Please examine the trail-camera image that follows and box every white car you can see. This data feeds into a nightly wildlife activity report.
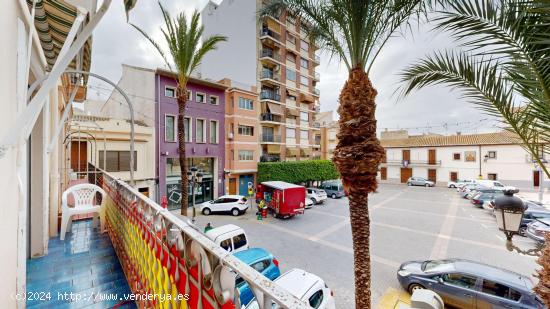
[305,197,314,209]
[205,224,249,253]
[244,268,336,309]
[447,179,475,189]
[198,195,248,216]
[307,188,327,204]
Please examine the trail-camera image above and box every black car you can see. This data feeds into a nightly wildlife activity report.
[397,259,543,308]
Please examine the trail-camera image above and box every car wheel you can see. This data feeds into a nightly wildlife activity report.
[425,183,430,187]
[311,198,317,204]
[231,208,240,216]
[407,182,412,186]
[408,283,425,294]
[450,184,456,188]
[519,226,527,237]
[202,208,211,216]
[331,193,336,199]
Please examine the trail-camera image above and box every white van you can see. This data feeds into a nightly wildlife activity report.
[205,224,249,253]
[475,180,506,190]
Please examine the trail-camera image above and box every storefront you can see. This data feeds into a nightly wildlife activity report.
[165,157,215,210]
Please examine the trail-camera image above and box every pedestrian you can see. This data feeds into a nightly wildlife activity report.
[204,222,213,233]
[257,199,266,221]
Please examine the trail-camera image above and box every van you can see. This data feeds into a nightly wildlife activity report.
[205,224,249,253]
[475,180,506,190]
[321,180,346,199]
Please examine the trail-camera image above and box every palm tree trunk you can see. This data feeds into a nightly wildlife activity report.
[177,84,189,216]
[332,68,385,309]
[535,233,550,306]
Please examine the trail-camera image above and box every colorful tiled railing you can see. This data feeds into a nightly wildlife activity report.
[91,166,309,309]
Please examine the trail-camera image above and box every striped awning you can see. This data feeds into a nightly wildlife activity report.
[27,0,92,80]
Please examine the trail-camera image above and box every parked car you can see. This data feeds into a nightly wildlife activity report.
[407,177,435,187]
[198,195,248,216]
[519,209,550,236]
[233,248,281,306]
[448,179,475,189]
[397,259,543,308]
[305,197,314,209]
[307,188,327,204]
[471,191,504,208]
[205,224,249,253]
[484,198,544,216]
[244,268,336,309]
[321,180,346,199]
[460,184,481,198]
[526,219,550,243]
[475,180,506,190]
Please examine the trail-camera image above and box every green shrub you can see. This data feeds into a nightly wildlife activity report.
[257,160,340,184]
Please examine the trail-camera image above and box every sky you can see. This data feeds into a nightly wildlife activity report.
[89,0,501,136]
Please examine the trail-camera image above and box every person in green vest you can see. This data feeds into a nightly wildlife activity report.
[257,199,266,220]
[204,222,213,233]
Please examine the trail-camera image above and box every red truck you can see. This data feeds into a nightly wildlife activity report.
[257,181,306,218]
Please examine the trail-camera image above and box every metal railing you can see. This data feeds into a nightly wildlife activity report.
[88,164,308,309]
[314,54,321,63]
[261,113,283,123]
[260,69,280,81]
[260,134,282,143]
[260,90,281,102]
[260,28,280,41]
[314,88,320,95]
[261,49,280,61]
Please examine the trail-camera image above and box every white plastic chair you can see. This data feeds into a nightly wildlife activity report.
[60,183,105,240]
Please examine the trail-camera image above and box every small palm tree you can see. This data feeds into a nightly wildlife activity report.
[132,2,226,216]
[399,0,550,304]
[262,1,431,307]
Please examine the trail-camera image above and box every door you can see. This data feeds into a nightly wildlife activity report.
[450,172,458,182]
[431,273,477,308]
[428,149,436,165]
[229,178,237,195]
[428,169,437,183]
[534,170,540,187]
[380,167,387,180]
[400,168,412,183]
[476,279,523,309]
[70,141,87,172]
[402,149,411,162]
[239,174,254,196]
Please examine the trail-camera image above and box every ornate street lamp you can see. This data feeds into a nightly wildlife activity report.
[187,166,203,224]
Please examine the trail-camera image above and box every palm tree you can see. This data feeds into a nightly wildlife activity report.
[131,2,226,216]
[261,1,431,307]
[399,0,550,304]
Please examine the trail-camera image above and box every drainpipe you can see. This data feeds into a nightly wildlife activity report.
[478,145,482,178]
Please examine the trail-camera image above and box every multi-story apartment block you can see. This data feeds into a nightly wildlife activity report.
[318,111,338,160]
[201,0,322,162]
[155,69,227,210]
[219,79,259,195]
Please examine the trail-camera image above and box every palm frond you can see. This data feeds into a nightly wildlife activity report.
[130,23,172,71]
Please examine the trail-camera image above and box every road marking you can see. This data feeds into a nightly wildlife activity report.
[429,197,459,259]
[371,191,405,210]
[308,219,350,242]
[377,287,411,309]
[307,209,348,219]
[374,206,494,223]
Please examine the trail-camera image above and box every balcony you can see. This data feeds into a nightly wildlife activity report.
[313,88,320,96]
[260,28,281,43]
[260,90,281,102]
[260,48,280,62]
[314,72,320,82]
[260,154,281,162]
[260,134,282,143]
[261,113,283,123]
[313,54,321,65]
[260,69,281,84]
[383,159,442,167]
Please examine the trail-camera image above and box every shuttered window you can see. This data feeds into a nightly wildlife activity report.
[98,151,137,172]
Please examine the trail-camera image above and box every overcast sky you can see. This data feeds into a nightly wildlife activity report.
[89,0,501,136]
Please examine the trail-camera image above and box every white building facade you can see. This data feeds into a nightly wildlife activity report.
[380,132,549,189]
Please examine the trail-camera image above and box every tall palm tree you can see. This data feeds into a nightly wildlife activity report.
[262,1,431,307]
[399,0,550,304]
[131,2,226,216]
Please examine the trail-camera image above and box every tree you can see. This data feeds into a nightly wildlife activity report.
[131,2,226,216]
[399,0,550,304]
[261,1,431,307]
[257,160,339,183]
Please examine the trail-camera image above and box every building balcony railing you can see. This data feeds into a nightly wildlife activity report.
[260,48,280,62]
[383,159,442,167]
[260,154,281,162]
[313,122,321,128]
[260,134,282,143]
[260,28,281,42]
[314,72,320,82]
[313,88,320,96]
[261,113,283,123]
[260,90,281,102]
[87,164,306,308]
[314,54,321,64]
[260,69,281,81]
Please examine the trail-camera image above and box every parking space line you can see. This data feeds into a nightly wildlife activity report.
[429,198,459,259]
[371,191,405,210]
[308,219,350,242]
[307,209,348,219]
[374,206,494,223]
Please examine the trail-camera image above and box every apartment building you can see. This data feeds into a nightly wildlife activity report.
[155,69,227,210]
[380,131,549,189]
[201,0,322,162]
[318,111,338,160]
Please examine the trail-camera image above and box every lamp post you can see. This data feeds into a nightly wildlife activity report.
[187,166,203,224]
[494,188,544,256]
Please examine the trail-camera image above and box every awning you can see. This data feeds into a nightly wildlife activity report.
[267,102,284,115]
[266,18,280,33]
[286,108,299,117]
[300,148,311,156]
[286,89,298,97]
[286,147,299,156]
[300,93,315,103]
[27,0,92,81]
[267,144,281,153]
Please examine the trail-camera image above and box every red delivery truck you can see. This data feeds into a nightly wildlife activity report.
[258,181,306,218]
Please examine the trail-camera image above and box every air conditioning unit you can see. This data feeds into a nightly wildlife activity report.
[228,132,234,140]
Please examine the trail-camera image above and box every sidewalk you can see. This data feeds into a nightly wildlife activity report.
[377,287,411,309]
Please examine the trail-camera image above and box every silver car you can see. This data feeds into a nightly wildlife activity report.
[526,219,550,243]
[407,177,435,187]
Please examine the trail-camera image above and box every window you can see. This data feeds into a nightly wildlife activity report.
[210,120,219,144]
[238,97,254,110]
[251,260,270,273]
[301,39,309,52]
[287,14,295,25]
[196,119,206,143]
[442,273,477,289]
[308,290,324,309]
[300,130,309,140]
[482,280,521,301]
[98,151,137,172]
[196,92,206,103]
[300,111,309,122]
[209,95,219,105]
[300,57,309,69]
[184,117,191,142]
[165,86,176,98]
[487,151,497,159]
[239,150,254,161]
[453,153,461,160]
[286,52,296,63]
[286,128,296,138]
[238,125,254,136]
[165,115,176,142]
[187,90,192,101]
[488,173,498,180]
[233,234,247,250]
[287,33,296,45]
[464,151,476,162]
[300,75,309,86]
[286,68,296,81]
[220,239,232,251]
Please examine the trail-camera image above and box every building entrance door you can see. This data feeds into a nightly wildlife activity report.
[229,178,237,194]
[380,167,387,180]
[400,168,412,183]
[534,170,541,187]
[428,169,437,183]
[239,174,254,196]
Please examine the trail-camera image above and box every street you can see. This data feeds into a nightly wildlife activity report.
[174,184,541,308]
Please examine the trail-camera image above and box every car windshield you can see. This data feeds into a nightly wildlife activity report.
[422,260,453,273]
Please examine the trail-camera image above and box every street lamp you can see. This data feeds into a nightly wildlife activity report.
[494,188,543,256]
[187,166,203,224]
